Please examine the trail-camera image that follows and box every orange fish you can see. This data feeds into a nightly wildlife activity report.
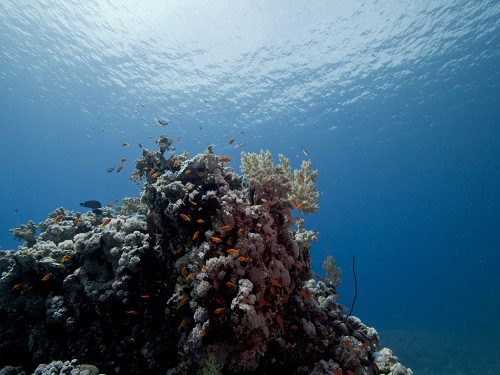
[225,281,236,288]
[73,218,82,227]
[196,219,205,223]
[346,371,355,375]
[126,310,139,315]
[116,165,124,173]
[41,273,52,281]
[237,256,249,262]
[95,305,102,316]
[192,231,199,240]
[61,255,71,264]
[200,325,208,337]
[340,340,352,348]
[298,172,305,182]
[214,307,226,314]
[219,225,232,231]
[185,273,194,281]
[211,236,222,243]
[188,199,197,205]
[276,315,284,333]
[128,337,135,342]
[292,200,302,210]
[180,214,191,222]
[107,203,115,207]
[11,283,24,291]
[295,262,303,270]
[184,169,191,174]
[101,218,112,228]
[177,297,189,309]
[140,295,150,299]
[202,265,209,271]
[123,142,129,147]
[315,275,323,281]
[54,215,63,224]
[333,369,343,375]
[229,138,235,144]
[226,249,239,254]
[182,265,187,278]
[359,342,370,349]
[271,279,281,288]
[120,158,126,162]
[219,156,232,163]
[178,318,187,333]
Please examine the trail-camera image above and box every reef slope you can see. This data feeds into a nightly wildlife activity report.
[0,137,412,375]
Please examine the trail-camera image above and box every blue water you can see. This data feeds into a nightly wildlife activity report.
[1,1,499,373]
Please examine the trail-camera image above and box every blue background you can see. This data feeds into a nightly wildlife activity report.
[1,1,499,373]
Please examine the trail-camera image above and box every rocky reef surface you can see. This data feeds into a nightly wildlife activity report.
[0,136,412,375]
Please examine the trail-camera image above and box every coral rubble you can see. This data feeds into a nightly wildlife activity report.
[1,136,412,375]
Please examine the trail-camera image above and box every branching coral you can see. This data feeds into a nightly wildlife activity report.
[322,255,342,287]
[240,150,319,214]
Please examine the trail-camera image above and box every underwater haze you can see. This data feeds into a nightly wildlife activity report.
[1,0,499,373]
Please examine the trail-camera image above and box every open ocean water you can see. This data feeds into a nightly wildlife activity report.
[1,1,499,373]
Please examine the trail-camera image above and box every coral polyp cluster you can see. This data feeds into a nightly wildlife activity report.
[0,136,412,375]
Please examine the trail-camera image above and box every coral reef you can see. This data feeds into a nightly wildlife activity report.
[0,136,412,375]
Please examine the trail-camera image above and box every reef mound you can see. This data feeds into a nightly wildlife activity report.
[0,136,412,375]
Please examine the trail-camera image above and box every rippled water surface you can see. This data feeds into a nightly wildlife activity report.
[1,1,499,373]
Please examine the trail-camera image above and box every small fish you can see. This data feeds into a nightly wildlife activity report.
[138,142,143,148]
[201,265,209,271]
[120,158,126,162]
[315,275,323,281]
[298,172,305,182]
[188,199,197,205]
[116,165,124,173]
[359,342,370,349]
[301,147,309,156]
[215,299,225,306]
[196,219,205,223]
[80,200,102,209]
[180,214,191,222]
[41,273,52,281]
[211,236,222,243]
[225,281,236,288]
[333,369,343,375]
[271,279,282,288]
[158,119,168,126]
[226,249,239,254]
[229,138,235,144]
[199,325,208,337]
[346,371,355,375]
[128,337,135,342]
[214,307,226,314]
[295,262,303,270]
[95,305,101,316]
[178,318,187,333]
[276,315,284,333]
[219,156,232,163]
[126,310,139,315]
[340,340,352,348]
[107,203,115,207]
[123,142,129,147]
[11,283,24,291]
[107,167,115,173]
[54,215,63,224]
[292,200,302,210]
[192,231,199,240]
[219,225,232,231]
[182,266,187,278]
[177,297,189,309]
[101,218,112,228]
[184,169,191,174]
[185,273,194,281]
[237,256,249,262]
[61,255,71,263]
[140,295,150,299]
[257,299,271,306]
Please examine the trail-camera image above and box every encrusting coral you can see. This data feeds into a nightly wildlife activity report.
[1,136,412,375]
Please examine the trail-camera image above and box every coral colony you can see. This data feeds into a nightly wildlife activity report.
[0,136,412,375]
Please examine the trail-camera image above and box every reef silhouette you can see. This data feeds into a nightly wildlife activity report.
[1,136,412,375]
